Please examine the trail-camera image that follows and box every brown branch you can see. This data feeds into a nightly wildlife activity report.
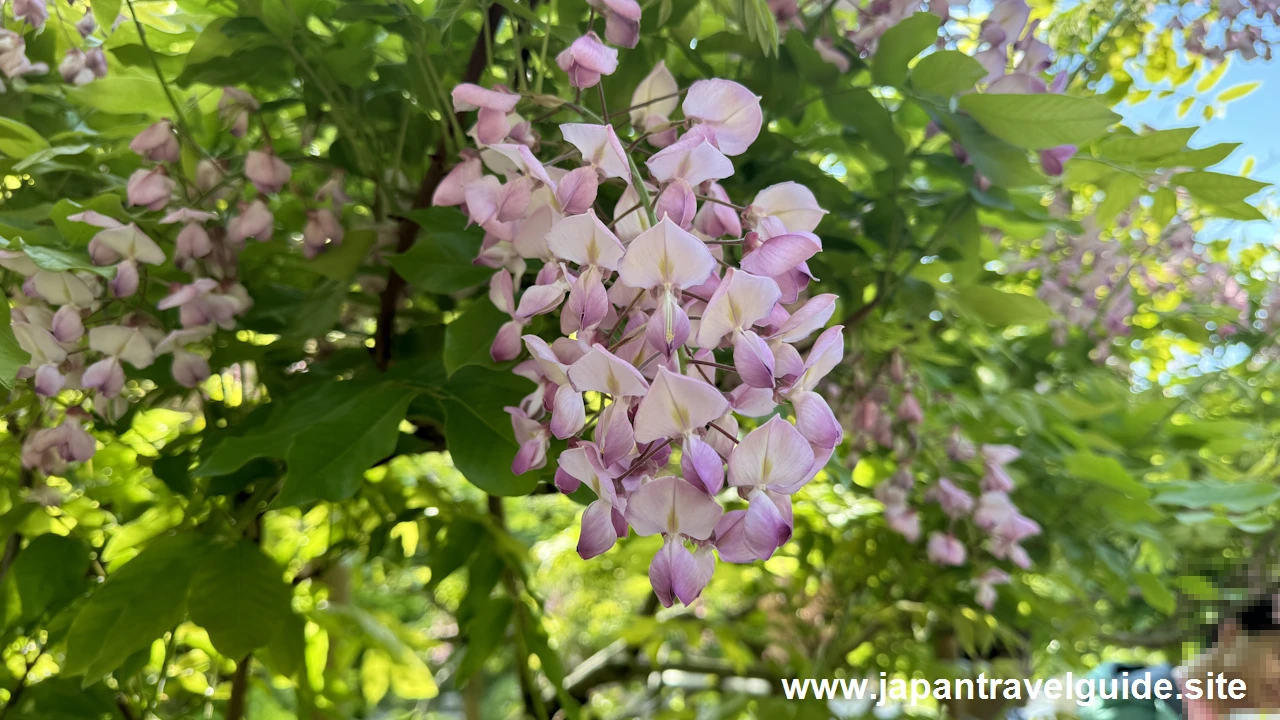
[226,656,250,720]
[373,3,507,371]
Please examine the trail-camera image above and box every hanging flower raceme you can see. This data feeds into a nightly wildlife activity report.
[440,52,847,608]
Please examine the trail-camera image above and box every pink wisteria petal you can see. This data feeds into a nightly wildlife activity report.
[694,183,743,238]
[727,416,814,492]
[67,210,124,229]
[654,179,696,230]
[710,510,755,563]
[561,123,631,181]
[732,330,775,389]
[568,344,650,396]
[545,210,626,270]
[561,271,609,334]
[983,444,1022,465]
[750,182,827,233]
[550,384,586,439]
[792,325,844,394]
[487,143,558,189]
[792,390,842,452]
[521,334,571,385]
[646,136,735,186]
[743,488,789,560]
[613,183,653,242]
[556,32,618,89]
[491,320,525,362]
[475,107,513,144]
[681,79,763,156]
[695,268,782,348]
[451,83,520,113]
[632,366,729,444]
[680,434,725,495]
[578,499,619,559]
[630,61,679,126]
[769,293,837,343]
[728,384,778,417]
[595,399,636,467]
[558,445,617,504]
[554,166,600,216]
[617,216,716,291]
[625,475,724,539]
[433,153,484,207]
[927,532,968,566]
[740,232,822,278]
[514,280,569,320]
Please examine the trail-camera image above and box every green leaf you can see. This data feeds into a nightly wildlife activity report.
[1097,127,1196,162]
[195,380,369,477]
[910,50,986,97]
[21,245,117,279]
[1095,173,1143,226]
[0,303,30,391]
[8,534,91,625]
[1155,481,1280,514]
[0,117,51,160]
[1062,452,1150,499]
[825,89,905,167]
[66,73,176,117]
[444,367,540,496]
[188,540,294,659]
[264,610,307,678]
[1151,187,1177,228]
[951,285,1055,326]
[454,597,512,683]
[93,0,123,38]
[958,93,1120,150]
[1064,158,1116,185]
[947,114,1043,188]
[443,298,507,377]
[1171,171,1269,221]
[871,13,940,87]
[389,232,490,293]
[12,144,92,173]
[275,384,418,506]
[1134,572,1176,615]
[308,229,376,280]
[740,0,780,57]
[63,534,202,680]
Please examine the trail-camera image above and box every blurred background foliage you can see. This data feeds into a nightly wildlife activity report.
[0,0,1276,717]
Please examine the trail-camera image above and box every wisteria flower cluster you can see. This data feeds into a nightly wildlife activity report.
[4,89,342,475]
[836,352,1040,609]
[436,27,845,606]
[2,0,113,89]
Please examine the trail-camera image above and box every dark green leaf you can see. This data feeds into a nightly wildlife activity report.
[958,93,1120,150]
[188,540,294,659]
[9,534,91,625]
[1171,171,1269,221]
[910,50,986,97]
[388,232,490,293]
[951,285,1055,326]
[63,534,202,680]
[275,384,419,506]
[0,303,30,391]
[825,89,905,167]
[871,13,940,87]
[443,298,507,377]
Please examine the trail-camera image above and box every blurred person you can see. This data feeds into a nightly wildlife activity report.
[1179,592,1280,719]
